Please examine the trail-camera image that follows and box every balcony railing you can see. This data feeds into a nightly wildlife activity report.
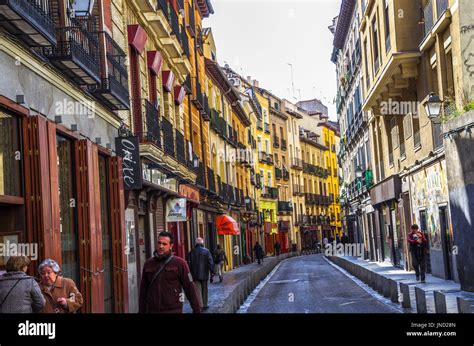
[0,0,56,46]
[138,99,161,148]
[175,129,186,164]
[423,0,434,37]
[218,117,228,139]
[283,168,290,180]
[291,158,303,170]
[261,186,278,199]
[42,17,100,85]
[207,167,216,193]
[162,117,175,158]
[180,24,190,57]
[275,167,283,180]
[202,95,210,121]
[273,135,280,148]
[196,161,205,187]
[257,120,263,131]
[170,4,181,40]
[278,201,293,213]
[92,32,130,110]
[187,2,196,37]
[196,26,203,55]
[281,138,287,151]
[192,79,204,110]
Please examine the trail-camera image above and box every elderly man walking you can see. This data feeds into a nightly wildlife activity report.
[188,238,215,310]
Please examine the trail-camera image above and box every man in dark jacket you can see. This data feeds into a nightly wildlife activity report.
[213,244,228,283]
[253,242,264,265]
[408,224,428,283]
[139,231,201,313]
[274,241,281,256]
[188,238,214,310]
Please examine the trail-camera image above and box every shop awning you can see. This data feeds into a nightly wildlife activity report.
[216,215,240,235]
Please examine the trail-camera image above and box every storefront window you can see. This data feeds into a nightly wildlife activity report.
[0,111,22,197]
[56,134,79,285]
[99,155,114,313]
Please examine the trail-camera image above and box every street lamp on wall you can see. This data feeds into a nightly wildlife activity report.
[424,92,442,122]
[355,165,363,179]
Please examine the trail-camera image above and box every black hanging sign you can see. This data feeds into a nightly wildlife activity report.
[115,136,142,190]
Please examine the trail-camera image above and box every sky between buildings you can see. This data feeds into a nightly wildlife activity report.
[205,0,342,121]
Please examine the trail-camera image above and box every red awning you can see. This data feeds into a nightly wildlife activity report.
[216,215,240,235]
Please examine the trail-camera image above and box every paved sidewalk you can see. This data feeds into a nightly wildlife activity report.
[328,256,474,313]
[184,252,296,313]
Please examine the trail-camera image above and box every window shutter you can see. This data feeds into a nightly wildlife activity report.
[108,156,129,313]
[24,116,61,274]
[75,139,104,313]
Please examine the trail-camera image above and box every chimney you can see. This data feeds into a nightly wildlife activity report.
[247,76,252,83]
[253,80,259,88]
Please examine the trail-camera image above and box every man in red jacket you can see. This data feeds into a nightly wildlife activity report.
[139,231,201,313]
[407,224,428,283]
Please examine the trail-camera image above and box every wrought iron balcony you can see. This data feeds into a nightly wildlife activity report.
[175,129,186,164]
[0,0,56,46]
[266,153,274,166]
[186,2,196,37]
[291,158,303,170]
[256,120,263,131]
[275,167,283,179]
[210,108,220,133]
[218,117,228,139]
[283,168,290,180]
[180,24,190,57]
[137,99,161,149]
[42,17,100,85]
[91,32,130,110]
[192,79,204,110]
[162,117,175,158]
[201,95,211,121]
[281,138,287,151]
[261,186,278,199]
[207,167,216,193]
[273,135,280,148]
[196,160,205,187]
[305,193,315,205]
[278,201,293,213]
[196,26,203,55]
[170,3,180,40]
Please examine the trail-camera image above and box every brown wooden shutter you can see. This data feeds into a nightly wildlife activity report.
[76,139,104,313]
[23,116,61,273]
[109,156,129,313]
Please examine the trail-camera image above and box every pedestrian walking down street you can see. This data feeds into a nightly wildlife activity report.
[408,224,428,283]
[188,238,215,311]
[38,259,83,313]
[253,242,264,265]
[274,241,281,256]
[213,244,228,283]
[341,233,349,245]
[139,231,201,313]
[0,256,45,313]
[336,234,341,244]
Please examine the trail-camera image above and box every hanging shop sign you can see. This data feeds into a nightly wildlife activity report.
[115,136,142,190]
[166,198,187,222]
